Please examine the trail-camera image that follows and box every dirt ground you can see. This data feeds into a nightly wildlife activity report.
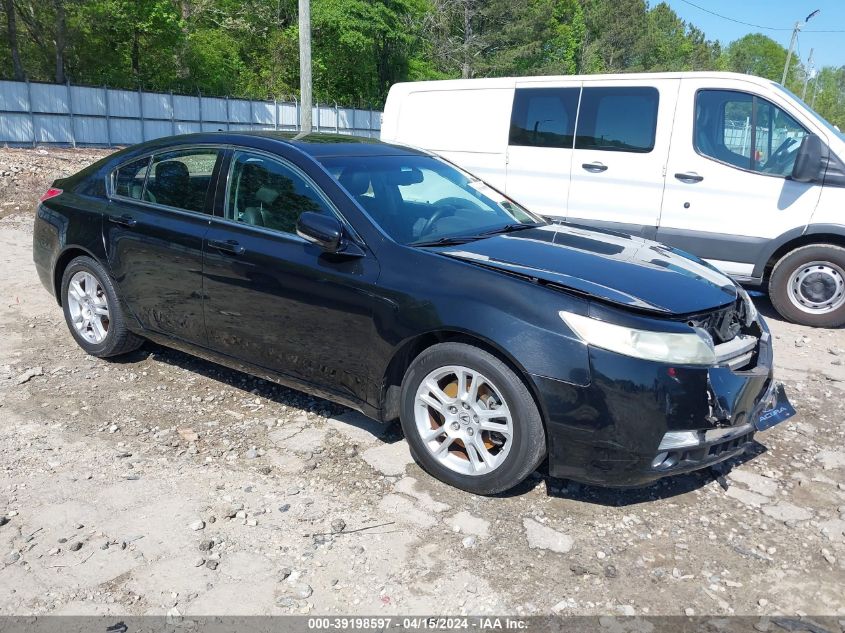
[1,147,844,618]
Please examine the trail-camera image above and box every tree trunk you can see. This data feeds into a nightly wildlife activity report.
[131,27,140,79]
[179,0,191,20]
[53,0,66,83]
[3,0,25,80]
[461,2,472,79]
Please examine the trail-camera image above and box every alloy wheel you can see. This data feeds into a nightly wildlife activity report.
[413,365,513,476]
[66,270,110,344]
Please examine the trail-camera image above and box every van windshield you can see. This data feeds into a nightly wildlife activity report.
[774,84,844,142]
[318,154,543,245]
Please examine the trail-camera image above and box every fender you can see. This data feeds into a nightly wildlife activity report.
[751,223,845,281]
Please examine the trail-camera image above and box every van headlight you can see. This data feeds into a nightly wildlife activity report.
[560,311,716,366]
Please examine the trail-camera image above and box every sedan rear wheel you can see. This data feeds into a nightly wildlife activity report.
[61,256,143,357]
[66,270,110,344]
[400,342,546,495]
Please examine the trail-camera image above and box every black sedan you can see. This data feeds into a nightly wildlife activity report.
[32,132,794,494]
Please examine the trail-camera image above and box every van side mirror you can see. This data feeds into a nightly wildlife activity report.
[791,134,824,183]
[296,212,342,252]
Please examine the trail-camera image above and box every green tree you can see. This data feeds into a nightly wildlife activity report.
[580,0,647,73]
[721,34,800,86]
[311,0,429,105]
[810,66,845,129]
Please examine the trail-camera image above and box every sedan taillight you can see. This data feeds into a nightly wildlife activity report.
[39,188,63,202]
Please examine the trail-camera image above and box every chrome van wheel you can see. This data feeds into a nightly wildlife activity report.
[786,260,845,314]
[769,244,845,328]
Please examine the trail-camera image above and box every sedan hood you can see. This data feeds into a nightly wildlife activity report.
[433,224,738,315]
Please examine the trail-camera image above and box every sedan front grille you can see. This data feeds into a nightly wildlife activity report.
[686,298,748,345]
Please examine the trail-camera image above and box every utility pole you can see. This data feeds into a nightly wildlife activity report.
[298,0,312,135]
[802,48,814,100]
[782,10,819,86]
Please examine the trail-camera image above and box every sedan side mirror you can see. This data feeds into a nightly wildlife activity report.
[791,134,824,183]
[296,212,343,253]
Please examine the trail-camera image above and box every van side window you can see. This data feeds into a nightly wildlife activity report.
[575,87,659,153]
[695,90,808,176]
[509,88,579,148]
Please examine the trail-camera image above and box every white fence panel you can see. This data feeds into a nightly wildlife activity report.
[74,116,108,144]
[34,114,73,143]
[109,89,140,118]
[0,112,31,142]
[71,86,104,116]
[229,99,251,123]
[254,102,275,126]
[1,80,380,146]
[201,97,227,123]
[173,95,199,122]
[31,84,68,114]
[0,80,28,111]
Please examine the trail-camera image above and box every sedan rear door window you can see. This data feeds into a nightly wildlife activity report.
[113,156,151,200]
[144,149,220,213]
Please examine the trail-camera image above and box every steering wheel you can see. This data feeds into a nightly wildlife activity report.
[761,137,797,173]
[418,198,478,238]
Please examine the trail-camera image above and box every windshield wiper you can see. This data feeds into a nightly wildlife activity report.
[475,222,544,237]
[409,235,485,247]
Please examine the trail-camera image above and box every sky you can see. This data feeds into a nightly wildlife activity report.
[662,0,845,70]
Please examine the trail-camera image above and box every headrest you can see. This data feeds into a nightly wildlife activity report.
[255,186,279,205]
[339,169,370,196]
[241,161,269,182]
[155,160,189,181]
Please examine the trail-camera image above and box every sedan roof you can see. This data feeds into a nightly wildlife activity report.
[127,131,428,158]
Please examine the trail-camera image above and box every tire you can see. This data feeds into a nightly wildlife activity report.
[769,244,845,328]
[60,256,144,357]
[399,342,546,495]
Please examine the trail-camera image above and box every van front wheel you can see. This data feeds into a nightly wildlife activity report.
[769,244,845,328]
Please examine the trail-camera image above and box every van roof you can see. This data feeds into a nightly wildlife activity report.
[388,71,780,91]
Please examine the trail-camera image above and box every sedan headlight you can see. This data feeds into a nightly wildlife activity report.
[560,311,716,366]
[736,286,758,326]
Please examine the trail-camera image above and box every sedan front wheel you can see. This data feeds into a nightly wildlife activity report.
[400,342,546,495]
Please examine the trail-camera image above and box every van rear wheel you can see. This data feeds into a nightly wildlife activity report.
[769,244,845,328]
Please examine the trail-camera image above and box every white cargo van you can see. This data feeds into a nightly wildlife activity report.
[381,72,845,327]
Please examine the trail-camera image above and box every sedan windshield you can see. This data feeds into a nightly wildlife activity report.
[318,155,543,245]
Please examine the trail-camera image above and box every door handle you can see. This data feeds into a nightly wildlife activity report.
[109,214,137,227]
[674,172,704,183]
[208,239,245,255]
[582,162,608,173]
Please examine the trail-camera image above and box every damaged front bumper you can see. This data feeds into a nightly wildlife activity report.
[534,316,795,487]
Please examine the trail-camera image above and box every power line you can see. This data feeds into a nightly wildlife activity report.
[677,0,845,33]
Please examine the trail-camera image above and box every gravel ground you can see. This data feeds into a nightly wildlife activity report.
[1,147,844,618]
